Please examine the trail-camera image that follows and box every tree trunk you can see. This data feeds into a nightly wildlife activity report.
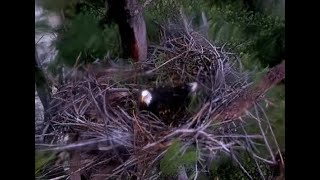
[106,0,147,62]
[35,48,51,111]
[35,48,52,142]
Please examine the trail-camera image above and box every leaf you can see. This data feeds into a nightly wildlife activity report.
[56,13,119,66]
[35,151,56,175]
[160,140,198,176]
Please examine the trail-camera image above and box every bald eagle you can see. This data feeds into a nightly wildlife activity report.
[139,82,198,126]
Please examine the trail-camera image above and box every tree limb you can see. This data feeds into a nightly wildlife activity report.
[214,60,285,122]
[35,47,53,143]
[69,151,82,180]
[35,48,51,111]
[105,0,147,62]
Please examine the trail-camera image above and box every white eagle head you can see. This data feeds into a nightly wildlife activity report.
[141,90,152,106]
[188,82,198,92]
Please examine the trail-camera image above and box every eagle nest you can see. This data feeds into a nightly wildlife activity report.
[37,22,283,179]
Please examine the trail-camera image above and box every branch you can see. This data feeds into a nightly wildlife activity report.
[106,0,147,62]
[69,151,81,180]
[35,48,51,111]
[213,60,285,122]
[35,47,54,143]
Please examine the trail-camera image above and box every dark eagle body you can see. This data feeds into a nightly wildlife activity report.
[139,82,198,126]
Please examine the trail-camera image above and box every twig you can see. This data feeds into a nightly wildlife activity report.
[146,52,187,74]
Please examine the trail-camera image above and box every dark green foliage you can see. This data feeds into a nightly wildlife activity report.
[40,0,284,69]
[37,0,76,12]
[39,0,118,67]
[209,152,273,179]
[56,13,120,66]
[144,0,284,69]
[144,0,179,43]
[38,0,105,19]
[35,151,56,177]
[253,22,284,67]
[74,0,105,19]
[264,84,285,150]
[144,12,161,43]
[238,84,285,154]
[144,0,206,42]
[195,0,284,69]
[160,140,198,176]
[38,0,80,20]
[207,3,285,69]
[145,0,180,22]
[210,154,245,179]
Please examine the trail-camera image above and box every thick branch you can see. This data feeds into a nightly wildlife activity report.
[214,61,285,122]
[69,151,81,180]
[35,48,53,143]
[106,0,147,62]
[35,48,51,112]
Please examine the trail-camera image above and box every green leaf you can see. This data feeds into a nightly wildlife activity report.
[56,13,120,66]
[160,140,198,176]
[35,151,56,175]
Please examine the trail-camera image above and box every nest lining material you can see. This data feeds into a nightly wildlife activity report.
[38,23,277,179]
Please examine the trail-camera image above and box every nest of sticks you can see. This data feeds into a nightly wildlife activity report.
[37,21,284,179]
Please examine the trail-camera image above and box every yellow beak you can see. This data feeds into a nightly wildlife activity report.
[141,96,145,103]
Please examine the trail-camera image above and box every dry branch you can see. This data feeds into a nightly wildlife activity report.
[69,151,81,180]
[214,61,285,122]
